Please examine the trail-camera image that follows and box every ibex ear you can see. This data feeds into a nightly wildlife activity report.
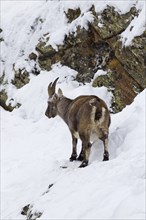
[58,88,63,97]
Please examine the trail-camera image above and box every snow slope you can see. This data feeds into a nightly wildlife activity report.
[1,1,146,219]
[1,85,145,219]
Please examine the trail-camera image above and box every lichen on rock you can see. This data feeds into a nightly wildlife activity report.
[65,8,81,23]
[92,5,139,39]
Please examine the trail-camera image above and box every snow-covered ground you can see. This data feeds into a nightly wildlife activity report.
[1,1,146,219]
[1,84,146,219]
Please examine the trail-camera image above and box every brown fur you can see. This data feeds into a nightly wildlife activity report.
[45,79,111,167]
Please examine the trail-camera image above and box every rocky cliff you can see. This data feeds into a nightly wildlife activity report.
[1,2,146,113]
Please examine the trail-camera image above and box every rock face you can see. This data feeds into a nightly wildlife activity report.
[36,25,114,83]
[35,6,145,112]
[108,32,146,88]
[1,5,145,112]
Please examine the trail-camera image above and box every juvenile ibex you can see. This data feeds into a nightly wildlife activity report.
[45,78,111,167]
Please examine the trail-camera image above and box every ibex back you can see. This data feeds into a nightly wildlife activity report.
[45,78,111,167]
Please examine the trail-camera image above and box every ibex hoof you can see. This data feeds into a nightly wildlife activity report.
[103,151,109,161]
[103,156,109,161]
[69,154,77,161]
[77,154,85,161]
[79,160,88,168]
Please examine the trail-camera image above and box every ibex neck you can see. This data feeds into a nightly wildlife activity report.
[57,96,72,124]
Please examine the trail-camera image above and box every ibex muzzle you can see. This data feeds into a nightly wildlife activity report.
[45,78,111,167]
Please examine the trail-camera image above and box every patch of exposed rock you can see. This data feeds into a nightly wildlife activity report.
[0,65,29,110]
[11,65,30,89]
[21,204,42,220]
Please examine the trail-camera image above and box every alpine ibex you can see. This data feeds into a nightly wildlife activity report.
[45,78,111,167]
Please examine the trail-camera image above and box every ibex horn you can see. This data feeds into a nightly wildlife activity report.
[48,77,59,97]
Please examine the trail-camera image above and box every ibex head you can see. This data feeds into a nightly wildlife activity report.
[45,77,63,118]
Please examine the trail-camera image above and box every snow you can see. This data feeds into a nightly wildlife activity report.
[93,69,108,79]
[1,87,145,219]
[121,0,146,46]
[1,1,146,219]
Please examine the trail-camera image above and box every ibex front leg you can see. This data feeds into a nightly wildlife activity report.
[70,134,78,161]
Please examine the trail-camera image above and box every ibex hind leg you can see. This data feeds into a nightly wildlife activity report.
[70,135,78,161]
[79,142,91,168]
[99,130,109,161]
[77,146,85,161]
